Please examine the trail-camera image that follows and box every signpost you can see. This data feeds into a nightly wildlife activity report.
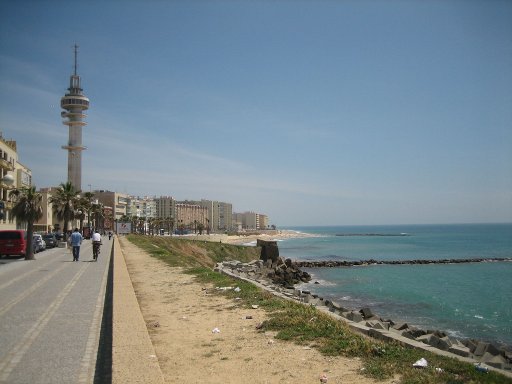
[116,222,131,235]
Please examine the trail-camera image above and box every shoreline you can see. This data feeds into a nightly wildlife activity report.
[177,229,511,350]
[176,229,322,245]
[216,259,512,375]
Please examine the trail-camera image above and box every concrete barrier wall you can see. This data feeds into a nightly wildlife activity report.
[112,236,164,384]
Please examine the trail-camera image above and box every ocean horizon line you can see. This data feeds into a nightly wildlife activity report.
[282,222,512,229]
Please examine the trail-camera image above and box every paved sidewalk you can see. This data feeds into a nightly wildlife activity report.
[0,237,111,383]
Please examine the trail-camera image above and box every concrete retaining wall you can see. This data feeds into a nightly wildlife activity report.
[112,236,164,384]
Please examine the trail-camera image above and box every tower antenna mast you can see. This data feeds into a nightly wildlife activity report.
[74,44,78,76]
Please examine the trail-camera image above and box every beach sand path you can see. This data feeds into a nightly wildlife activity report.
[120,237,397,384]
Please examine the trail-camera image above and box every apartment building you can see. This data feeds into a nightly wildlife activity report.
[94,190,129,221]
[176,201,208,231]
[33,187,59,233]
[232,211,269,231]
[142,197,157,219]
[194,199,233,232]
[155,196,175,221]
[0,134,32,230]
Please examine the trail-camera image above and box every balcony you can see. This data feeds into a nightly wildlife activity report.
[60,96,90,110]
[0,158,14,171]
[61,111,87,118]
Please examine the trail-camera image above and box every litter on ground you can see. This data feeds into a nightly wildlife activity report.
[413,358,428,368]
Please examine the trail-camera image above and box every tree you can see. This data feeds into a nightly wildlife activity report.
[91,202,105,231]
[49,182,80,240]
[9,186,43,260]
[82,191,95,227]
[136,216,145,234]
[165,216,174,236]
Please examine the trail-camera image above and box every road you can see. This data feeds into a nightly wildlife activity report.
[0,236,112,384]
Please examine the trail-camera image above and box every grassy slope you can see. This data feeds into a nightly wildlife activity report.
[127,234,511,384]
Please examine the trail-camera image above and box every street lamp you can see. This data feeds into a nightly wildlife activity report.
[1,173,15,187]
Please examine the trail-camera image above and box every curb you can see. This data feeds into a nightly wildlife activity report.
[112,236,165,384]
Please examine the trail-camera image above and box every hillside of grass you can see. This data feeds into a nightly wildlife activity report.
[126,234,512,384]
[126,234,260,268]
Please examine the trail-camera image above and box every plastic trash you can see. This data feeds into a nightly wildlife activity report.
[212,327,220,334]
[475,363,489,373]
[217,286,233,291]
[234,287,241,292]
[320,374,328,383]
[413,358,428,368]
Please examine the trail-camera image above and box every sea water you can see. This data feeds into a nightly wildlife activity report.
[278,224,512,347]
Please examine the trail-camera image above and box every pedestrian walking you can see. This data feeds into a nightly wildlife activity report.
[70,228,83,261]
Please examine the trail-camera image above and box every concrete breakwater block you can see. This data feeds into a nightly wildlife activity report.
[359,307,375,319]
[448,344,471,358]
[345,311,363,322]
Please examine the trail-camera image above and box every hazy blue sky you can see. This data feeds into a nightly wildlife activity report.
[1,0,511,226]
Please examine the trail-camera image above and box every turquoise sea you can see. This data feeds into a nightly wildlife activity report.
[278,224,512,347]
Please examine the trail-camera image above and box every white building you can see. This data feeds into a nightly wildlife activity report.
[0,133,32,230]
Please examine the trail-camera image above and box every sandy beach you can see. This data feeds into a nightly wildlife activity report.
[119,236,397,384]
[178,229,321,246]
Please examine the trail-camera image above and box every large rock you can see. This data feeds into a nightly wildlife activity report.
[448,345,471,358]
[359,307,375,319]
[393,322,409,331]
[346,311,363,322]
[257,239,279,263]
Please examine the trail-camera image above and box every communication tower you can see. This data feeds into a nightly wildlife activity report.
[61,44,89,192]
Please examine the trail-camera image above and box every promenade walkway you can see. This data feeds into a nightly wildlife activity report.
[0,237,112,383]
[0,235,164,384]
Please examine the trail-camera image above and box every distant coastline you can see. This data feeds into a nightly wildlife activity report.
[184,229,321,245]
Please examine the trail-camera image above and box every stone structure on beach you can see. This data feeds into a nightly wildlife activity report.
[257,239,280,263]
[255,239,312,287]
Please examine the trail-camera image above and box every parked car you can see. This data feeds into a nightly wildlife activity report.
[42,233,58,248]
[55,233,64,241]
[33,234,46,253]
[0,230,27,257]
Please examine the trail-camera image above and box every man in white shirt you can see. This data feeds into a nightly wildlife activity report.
[91,230,102,261]
[91,231,101,243]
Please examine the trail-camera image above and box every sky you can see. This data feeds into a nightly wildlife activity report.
[0,0,511,226]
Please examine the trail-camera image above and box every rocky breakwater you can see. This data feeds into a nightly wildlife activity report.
[314,302,512,372]
[296,257,512,268]
[215,241,511,374]
[215,257,512,373]
[218,239,312,288]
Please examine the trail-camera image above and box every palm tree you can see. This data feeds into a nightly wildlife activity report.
[9,186,43,260]
[49,182,80,240]
[138,216,146,234]
[167,217,175,236]
[91,202,105,231]
[82,191,95,227]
